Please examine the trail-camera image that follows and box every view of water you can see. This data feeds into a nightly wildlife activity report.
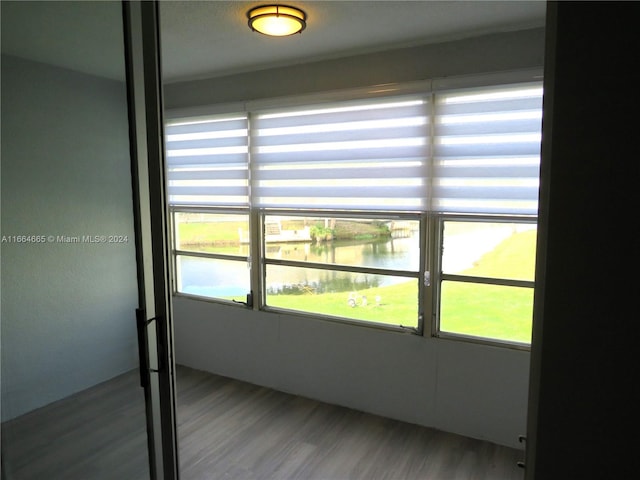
[177,223,531,299]
[177,235,420,298]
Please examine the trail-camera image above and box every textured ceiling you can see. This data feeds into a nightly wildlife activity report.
[1,1,546,82]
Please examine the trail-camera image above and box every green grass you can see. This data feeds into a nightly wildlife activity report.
[263,229,537,341]
[462,229,536,280]
[440,282,533,343]
[178,221,245,245]
[439,229,536,342]
[266,281,419,328]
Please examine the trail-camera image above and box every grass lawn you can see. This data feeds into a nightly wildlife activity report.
[440,282,533,343]
[439,229,536,343]
[263,229,536,342]
[178,221,246,246]
[266,281,419,328]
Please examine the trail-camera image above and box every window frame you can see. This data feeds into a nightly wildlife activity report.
[257,209,427,334]
[432,213,537,349]
[170,206,252,306]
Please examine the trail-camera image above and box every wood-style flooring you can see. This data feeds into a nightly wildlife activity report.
[1,365,524,480]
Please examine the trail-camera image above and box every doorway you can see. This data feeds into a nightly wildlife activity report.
[1,1,176,478]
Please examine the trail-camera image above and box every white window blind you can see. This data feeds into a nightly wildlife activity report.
[432,83,543,215]
[251,96,430,211]
[165,114,249,206]
[165,80,543,216]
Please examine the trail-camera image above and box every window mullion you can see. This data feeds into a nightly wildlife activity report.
[432,215,445,338]
[420,213,437,337]
[420,91,436,337]
[249,207,262,310]
[264,258,419,278]
[248,112,263,310]
[173,249,248,263]
[441,274,534,289]
[169,209,178,295]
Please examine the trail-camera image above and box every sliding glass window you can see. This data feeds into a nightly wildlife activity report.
[262,213,421,329]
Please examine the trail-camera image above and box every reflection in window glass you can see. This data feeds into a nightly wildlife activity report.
[442,221,536,281]
[176,255,249,301]
[265,265,418,328]
[174,212,249,256]
[440,281,533,344]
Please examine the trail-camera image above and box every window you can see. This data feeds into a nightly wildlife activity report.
[438,219,536,344]
[262,213,421,329]
[173,211,250,301]
[165,76,542,346]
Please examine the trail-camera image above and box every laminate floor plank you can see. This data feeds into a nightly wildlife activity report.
[2,365,524,480]
[1,369,150,480]
[175,366,524,480]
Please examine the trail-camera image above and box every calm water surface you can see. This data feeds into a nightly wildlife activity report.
[178,236,420,297]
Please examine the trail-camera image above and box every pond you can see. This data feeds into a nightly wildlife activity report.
[177,235,420,298]
[176,221,530,299]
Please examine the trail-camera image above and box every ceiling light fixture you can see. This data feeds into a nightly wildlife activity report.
[247,4,307,37]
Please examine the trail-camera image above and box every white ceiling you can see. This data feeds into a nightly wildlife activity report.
[1,1,546,83]
[160,1,546,82]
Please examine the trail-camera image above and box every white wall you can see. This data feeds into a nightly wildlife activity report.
[165,27,544,449]
[163,27,545,107]
[174,298,530,448]
[0,55,139,421]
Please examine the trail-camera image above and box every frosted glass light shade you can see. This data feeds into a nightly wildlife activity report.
[247,5,306,36]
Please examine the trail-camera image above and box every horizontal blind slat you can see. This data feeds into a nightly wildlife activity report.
[436,117,542,136]
[165,137,248,150]
[254,146,427,164]
[436,141,541,158]
[165,117,247,135]
[169,185,248,196]
[257,164,426,181]
[169,196,248,206]
[168,168,249,181]
[257,197,425,210]
[167,155,248,167]
[435,165,540,179]
[252,127,427,147]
